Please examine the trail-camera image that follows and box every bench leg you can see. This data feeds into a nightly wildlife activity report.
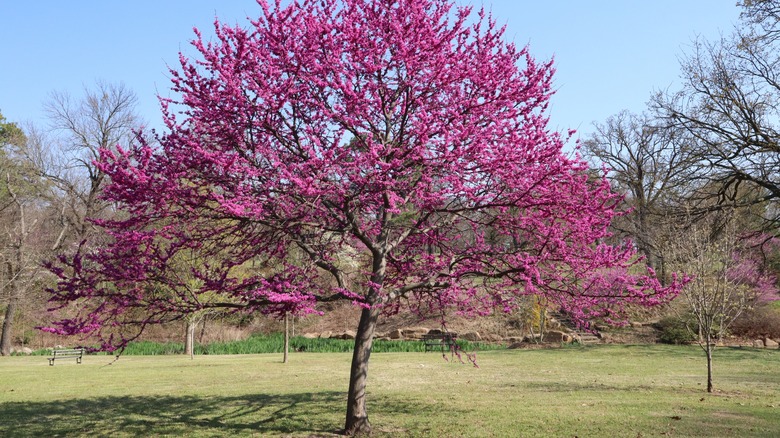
[48,358,54,366]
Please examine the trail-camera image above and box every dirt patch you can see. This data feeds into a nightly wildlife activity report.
[601,325,660,344]
[291,302,525,340]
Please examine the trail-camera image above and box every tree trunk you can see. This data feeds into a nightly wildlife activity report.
[344,305,381,436]
[705,339,714,393]
[185,319,196,359]
[0,262,20,356]
[283,313,289,364]
[0,291,19,356]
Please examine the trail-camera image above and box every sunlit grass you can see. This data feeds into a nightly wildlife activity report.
[1,345,778,437]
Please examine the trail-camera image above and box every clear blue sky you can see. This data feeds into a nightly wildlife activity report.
[1,1,740,142]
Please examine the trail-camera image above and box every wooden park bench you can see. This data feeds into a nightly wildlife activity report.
[421,332,457,352]
[48,348,84,366]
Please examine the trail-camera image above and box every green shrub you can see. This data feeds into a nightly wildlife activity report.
[656,316,697,345]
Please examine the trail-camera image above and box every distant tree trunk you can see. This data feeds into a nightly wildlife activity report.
[1,182,31,357]
[0,280,20,356]
[705,335,714,393]
[185,318,196,359]
[344,305,381,436]
[283,312,289,364]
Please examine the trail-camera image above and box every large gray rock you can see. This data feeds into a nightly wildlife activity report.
[460,331,482,342]
[388,329,403,339]
[401,327,430,339]
[319,331,333,339]
[765,338,779,349]
[753,339,765,348]
[543,330,573,343]
[302,332,319,339]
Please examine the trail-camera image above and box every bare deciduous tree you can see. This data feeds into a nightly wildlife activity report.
[43,81,142,241]
[0,83,144,354]
[582,110,695,278]
[0,114,54,355]
[664,214,777,392]
[653,1,780,233]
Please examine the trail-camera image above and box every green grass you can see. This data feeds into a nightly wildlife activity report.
[1,345,779,437]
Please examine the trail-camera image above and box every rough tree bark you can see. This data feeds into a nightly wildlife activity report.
[345,305,381,436]
[345,258,385,436]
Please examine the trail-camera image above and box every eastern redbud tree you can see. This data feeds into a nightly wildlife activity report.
[44,0,682,434]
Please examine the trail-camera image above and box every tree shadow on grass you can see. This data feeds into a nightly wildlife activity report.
[0,391,462,437]
[0,392,347,437]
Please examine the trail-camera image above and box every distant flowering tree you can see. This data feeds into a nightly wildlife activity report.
[44,0,683,434]
[665,216,778,393]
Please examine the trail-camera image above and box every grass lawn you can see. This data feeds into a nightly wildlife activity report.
[1,344,778,437]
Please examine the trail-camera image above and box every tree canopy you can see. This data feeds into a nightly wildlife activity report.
[44,0,682,434]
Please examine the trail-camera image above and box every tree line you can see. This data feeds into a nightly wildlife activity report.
[1,82,140,356]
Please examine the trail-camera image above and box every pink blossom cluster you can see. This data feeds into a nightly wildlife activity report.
[728,234,780,302]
